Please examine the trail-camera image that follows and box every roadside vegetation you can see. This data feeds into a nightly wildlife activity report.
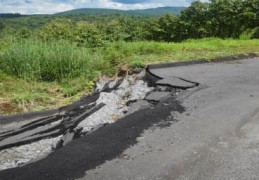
[0,0,258,114]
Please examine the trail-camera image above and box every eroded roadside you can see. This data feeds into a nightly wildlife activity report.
[2,57,259,180]
[0,68,198,171]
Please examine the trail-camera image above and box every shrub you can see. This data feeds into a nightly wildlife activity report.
[74,21,105,48]
[38,18,72,41]
[251,27,259,39]
[239,28,259,40]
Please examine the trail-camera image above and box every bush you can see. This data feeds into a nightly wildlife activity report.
[239,30,253,40]
[38,18,72,41]
[251,27,259,39]
[74,21,105,48]
[239,28,259,40]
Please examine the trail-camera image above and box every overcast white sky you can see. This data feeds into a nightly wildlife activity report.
[0,0,209,14]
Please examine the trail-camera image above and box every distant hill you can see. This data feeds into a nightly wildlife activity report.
[55,7,186,17]
[0,13,26,18]
[0,7,186,30]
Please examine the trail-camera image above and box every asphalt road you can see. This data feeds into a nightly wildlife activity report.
[1,57,259,180]
[83,57,259,180]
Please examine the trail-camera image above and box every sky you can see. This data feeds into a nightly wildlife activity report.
[0,0,208,14]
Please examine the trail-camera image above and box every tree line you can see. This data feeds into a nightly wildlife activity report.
[0,0,258,47]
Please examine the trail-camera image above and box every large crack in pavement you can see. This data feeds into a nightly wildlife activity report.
[0,68,199,179]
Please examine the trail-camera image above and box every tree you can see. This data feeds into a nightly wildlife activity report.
[39,18,72,41]
[146,14,178,42]
[208,0,244,37]
[239,0,259,29]
[157,14,178,42]
[105,19,127,41]
[74,21,104,47]
[117,16,146,41]
[179,1,211,39]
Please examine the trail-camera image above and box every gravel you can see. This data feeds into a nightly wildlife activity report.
[0,136,61,170]
[0,71,154,171]
[78,73,153,133]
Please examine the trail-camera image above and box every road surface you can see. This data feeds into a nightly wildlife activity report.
[1,57,259,180]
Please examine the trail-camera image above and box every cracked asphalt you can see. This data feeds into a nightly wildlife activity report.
[83,57,259,180]
[1,57,259,180]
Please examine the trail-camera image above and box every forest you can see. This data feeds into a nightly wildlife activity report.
[0,0,258,114]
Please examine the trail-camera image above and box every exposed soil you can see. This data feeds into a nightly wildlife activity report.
[0,102,21,115]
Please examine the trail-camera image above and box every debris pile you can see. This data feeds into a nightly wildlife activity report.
[0,71,154,170]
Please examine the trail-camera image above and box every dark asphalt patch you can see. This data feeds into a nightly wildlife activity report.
[0,103,105,151]
[0,97,185,180]
[0,70,185,179]
[0,78,128,152]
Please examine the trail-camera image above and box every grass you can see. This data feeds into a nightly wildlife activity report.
[0,39,103,81]
[0,72,94,114]
[1,37,259,115]
[103,38,259,64]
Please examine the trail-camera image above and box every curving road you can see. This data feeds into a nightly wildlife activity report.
[1,57,259,180]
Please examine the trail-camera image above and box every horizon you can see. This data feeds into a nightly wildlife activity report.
[0,6,187,15]
[0,0,208,15]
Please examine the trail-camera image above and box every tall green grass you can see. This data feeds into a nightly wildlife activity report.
[0,39,107,82]
[1,37,259,114]
[103,38,259,64]
[1,38,259,83]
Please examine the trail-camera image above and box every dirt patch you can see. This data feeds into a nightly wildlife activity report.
[0,102,21,115]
